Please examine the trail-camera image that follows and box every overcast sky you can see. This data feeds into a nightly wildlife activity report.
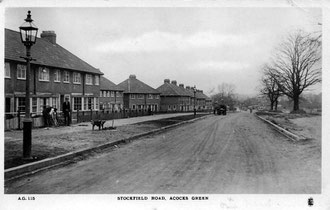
[5,6,322,96]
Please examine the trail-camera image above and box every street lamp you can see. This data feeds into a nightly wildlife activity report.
[193,85,197,117]
[19,11,38,159]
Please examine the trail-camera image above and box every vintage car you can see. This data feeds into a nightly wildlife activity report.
[214,104,227,115]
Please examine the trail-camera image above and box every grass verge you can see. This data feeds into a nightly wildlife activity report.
[5,114,208,169]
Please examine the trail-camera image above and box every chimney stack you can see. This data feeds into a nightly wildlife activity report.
[186,86,190,90]
[164,79,170,84]
[129,74,136,79]
[179,84,184,88]
[40,31,57,44]
[171,80,177,86]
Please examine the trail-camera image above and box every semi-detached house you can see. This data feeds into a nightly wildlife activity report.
[4,29,103,116]
[117,75,160,112]
[157,79,191,112]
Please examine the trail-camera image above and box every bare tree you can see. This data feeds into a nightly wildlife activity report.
[260,65,282,111]
[211,83,237,110]
[268,30,321,112]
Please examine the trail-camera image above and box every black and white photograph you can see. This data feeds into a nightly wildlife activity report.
[1,0,329,209]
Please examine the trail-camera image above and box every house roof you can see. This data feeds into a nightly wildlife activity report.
[157,82,191,97]
[100,76,124,91]
[5,28,103,75]
[184,88,207,99]
[196,91,207,99]
[117,75,160,94]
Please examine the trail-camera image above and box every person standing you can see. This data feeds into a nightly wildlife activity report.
[42,105,51,127]
[62,97,71,126]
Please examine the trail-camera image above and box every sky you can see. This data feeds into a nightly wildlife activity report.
[5,6,322,96]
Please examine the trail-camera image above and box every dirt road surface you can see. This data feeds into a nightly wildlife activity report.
[5,112,321,194]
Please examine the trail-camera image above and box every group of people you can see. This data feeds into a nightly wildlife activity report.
[42,97,71,127]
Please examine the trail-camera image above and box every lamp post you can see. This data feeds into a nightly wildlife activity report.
[193,85,197,117]
[19,11,38,159]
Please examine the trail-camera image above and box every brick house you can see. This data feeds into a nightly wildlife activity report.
[4,29,103,116]
[157,79,191,112]
[117,75,160,111]
[99,76,124,111]
[196,90,207,110]
[184,86,208,110]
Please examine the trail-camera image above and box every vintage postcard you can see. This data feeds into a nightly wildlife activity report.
[1,0,329,209]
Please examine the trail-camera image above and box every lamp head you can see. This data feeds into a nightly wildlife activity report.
[19,11,38,46]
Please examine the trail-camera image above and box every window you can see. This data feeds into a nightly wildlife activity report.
[39,67,50,81]
[138,105,142,110]
[54,69,61,82]
[73,72,81,84]
[51,97,58,108]
[17,97,25,112]
[148,94,153,99]
[95,75,99,85]
[130,94,135,99]
[107,91,110,97]
[85,74,93,85]
[117,92,122,97]
[32,98,37,113]
[63,71,70,83]
[17,64,26,80]
[84,97,94,110]
[95,98,99,110]
[73,97,82,111]
[138,94,144,99]
[5,62,10,78]
[155,95,159,99]
[110,91,115,97]
[132,104,136,110]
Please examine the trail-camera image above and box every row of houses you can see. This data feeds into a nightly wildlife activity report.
[4,28,212,117]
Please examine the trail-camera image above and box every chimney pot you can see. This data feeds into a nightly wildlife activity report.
[179,84,184,88]
[164,79,170,84]
[171,80,177,85]
[129,74,136,79]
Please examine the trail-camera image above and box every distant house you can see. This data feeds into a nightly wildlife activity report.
[185,87,208,111]
[205,97,213,110]
[196,90,207,110]
[157,79,191,112]
[4,29,103,115]
[117,75,160,111]
[99,76,124,111]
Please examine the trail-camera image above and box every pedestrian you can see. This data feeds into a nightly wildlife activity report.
[50,107,58,126]
[62,97,71,126]
[42,105,51,127]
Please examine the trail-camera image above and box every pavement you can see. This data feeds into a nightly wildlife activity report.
[4,112,196,141]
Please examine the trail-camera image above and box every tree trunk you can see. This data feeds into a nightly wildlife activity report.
[293,95,300,111]
[274,100,278,111]
[270,101,274,111]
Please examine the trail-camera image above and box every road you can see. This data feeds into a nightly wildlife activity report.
[5,112,321,194]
